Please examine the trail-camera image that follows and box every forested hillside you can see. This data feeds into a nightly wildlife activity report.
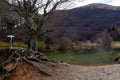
[49,3,120,41]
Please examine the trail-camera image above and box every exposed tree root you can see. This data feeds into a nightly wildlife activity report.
[1,48,52,80]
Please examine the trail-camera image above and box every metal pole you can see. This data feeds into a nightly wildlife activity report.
[9,37,13,49]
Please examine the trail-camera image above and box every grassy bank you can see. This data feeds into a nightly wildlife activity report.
[0,41,27,48]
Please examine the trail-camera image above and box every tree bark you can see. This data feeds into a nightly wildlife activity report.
[28,34,38,51]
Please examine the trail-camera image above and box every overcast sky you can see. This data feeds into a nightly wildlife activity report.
[64,0,120,9]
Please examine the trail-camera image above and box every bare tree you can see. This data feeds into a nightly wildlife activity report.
[0,0,73,51]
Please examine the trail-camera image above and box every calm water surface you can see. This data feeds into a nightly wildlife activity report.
[45,49,119,65]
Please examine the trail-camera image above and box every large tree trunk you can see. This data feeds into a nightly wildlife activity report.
[28,34,38,51]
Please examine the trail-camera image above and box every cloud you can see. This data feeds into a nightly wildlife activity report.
[65,0,105,9]
[101,0,113,3]
[79,0,120,6]
[108,0,120,6]
[58,0,120,10]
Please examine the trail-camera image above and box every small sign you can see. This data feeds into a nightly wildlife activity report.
[7,35,14,38]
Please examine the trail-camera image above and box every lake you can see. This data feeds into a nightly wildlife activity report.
[45,48,119,65]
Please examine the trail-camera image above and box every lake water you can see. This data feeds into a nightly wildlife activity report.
[45,48,119,65]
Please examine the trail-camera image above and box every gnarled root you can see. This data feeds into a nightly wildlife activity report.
[2,48,51,79]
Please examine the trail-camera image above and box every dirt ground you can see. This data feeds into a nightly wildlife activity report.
[2,60,120,80]
[54,63,120,80]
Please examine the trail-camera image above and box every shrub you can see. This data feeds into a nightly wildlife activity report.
[72,45,86,51]
[49,44,60,52]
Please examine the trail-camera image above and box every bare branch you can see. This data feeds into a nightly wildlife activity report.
[0,0,18,8]
[23,0,27,9]
[16,0,22,10]
[43,0,69,17]
[27,0,32,10]
[32,4,45,12]
[43,0,53,15]
[43,2,58,16]
[31,0,37,9]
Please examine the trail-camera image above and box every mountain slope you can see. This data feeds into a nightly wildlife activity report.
[51,3,120,41]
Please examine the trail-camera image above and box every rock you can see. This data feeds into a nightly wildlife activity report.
[114,56,120,64]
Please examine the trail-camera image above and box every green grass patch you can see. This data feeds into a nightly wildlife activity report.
[13,41,27,47]
[0,42,8,47]
[72,45,89,50]
[0,41,27,48]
